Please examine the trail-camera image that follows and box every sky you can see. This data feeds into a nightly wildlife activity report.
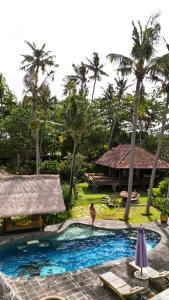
[0,0,169,100]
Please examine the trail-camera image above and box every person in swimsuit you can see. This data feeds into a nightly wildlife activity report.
[90,203,96,226]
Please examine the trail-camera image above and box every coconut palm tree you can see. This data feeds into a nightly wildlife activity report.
[62,75,78,96]
[0,74,7,119]
[20,41,58,174]
[107,14,161,219]
[72,62,89,94]
[86,52,108,100]
[146,48,169,215]
[108,77,129,149]
[61,93,92,206]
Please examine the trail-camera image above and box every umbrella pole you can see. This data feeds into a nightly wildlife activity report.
[141,267,143,275]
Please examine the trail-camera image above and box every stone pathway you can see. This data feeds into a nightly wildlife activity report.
[0,219,168,300]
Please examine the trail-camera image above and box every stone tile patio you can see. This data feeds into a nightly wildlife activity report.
[0,219,168,300]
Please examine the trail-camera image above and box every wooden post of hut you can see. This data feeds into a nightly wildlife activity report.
[3,218,12,233]
[31,214,44,231]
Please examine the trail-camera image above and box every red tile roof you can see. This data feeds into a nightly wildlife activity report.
[95,144,169,169]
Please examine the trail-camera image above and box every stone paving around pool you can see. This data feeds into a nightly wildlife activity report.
[0,219,168,300]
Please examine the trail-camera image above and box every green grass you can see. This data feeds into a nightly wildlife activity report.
[70,182,161,224]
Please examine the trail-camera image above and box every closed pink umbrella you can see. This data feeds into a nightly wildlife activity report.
[134,225,149,280]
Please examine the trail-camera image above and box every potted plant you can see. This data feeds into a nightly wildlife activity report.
[160,211,168,224]
[160,199,169,224]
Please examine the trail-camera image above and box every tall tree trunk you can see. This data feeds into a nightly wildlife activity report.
[35,127,40,174]
[167,183,169,199]
[0,96,3,119]
[139,119,142,146]
[108,120,116,149]
[16,153,20,172]
[91,77,97,100]
[124,79,141,219]
[32,96,40,175]
[146,93,169,215]
[68,139,77,208]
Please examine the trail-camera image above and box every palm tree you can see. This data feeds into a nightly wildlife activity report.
[86,52,108,100]
[20,41,58,174]
[62,75,78,96]
[61,93,89,205]
[107,14,161,219]
[72,62,89,94]
[146,48,169,215]
[0,74,6,119]
[108,77,129,149]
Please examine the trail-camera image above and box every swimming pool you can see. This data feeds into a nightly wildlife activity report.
[0,224,161,277]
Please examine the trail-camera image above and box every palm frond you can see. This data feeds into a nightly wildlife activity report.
[107,53,133,68]
[24,41,37,52]
[116,67,133,77]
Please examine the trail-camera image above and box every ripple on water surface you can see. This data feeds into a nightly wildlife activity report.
[0,224,161,277]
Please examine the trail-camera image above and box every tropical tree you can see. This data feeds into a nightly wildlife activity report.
[0,74,16,119]
[107,77,129,149]
[107,14,161,219]
[62,75,77,96]
[72,62,89,94]
[0,74,7,119]
[20,41,58,174]
[60,92,99,207]
[146,47,169,215]
[86,52,108,100]
[2,106,33,172]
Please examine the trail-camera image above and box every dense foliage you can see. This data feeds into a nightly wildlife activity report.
[0,73,166,176]
[1,15,169,215]
[152,178,169,214]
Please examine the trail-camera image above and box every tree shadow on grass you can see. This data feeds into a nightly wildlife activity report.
[141,212,155,222]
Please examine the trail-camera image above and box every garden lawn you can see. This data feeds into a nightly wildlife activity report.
[70,182,160,224]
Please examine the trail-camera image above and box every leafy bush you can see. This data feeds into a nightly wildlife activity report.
[158,177,169,196]
[59,153,89,180]
[42,211,71,225]
[152,177,169,198]
[61,183,70,209]
[41,160,59,174]
[152,177,169,214]
[152,188,160,198]
[153,197,169,214]
[18,160,36,174]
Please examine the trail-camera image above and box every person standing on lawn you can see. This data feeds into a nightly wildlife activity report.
[90,203,96,226]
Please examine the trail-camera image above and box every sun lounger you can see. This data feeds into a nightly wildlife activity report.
[129,261,169,280]
[149,288,169,300]
[99,271,144,300]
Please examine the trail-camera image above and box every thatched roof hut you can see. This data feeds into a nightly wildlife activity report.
[85,144,169,190]
[0,175,65,218]
[95,144,169,169]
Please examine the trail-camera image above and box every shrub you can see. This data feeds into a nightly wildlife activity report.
[61,183,70,209]
[40,160,59,174]
[59,153,89,180]
[152,177,169,214]
[18,160,36,174]
[42,211,70,225]
[158,177,169,196]
[153,197,169,214]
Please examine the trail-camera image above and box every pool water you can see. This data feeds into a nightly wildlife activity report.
[0,224,161,277]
